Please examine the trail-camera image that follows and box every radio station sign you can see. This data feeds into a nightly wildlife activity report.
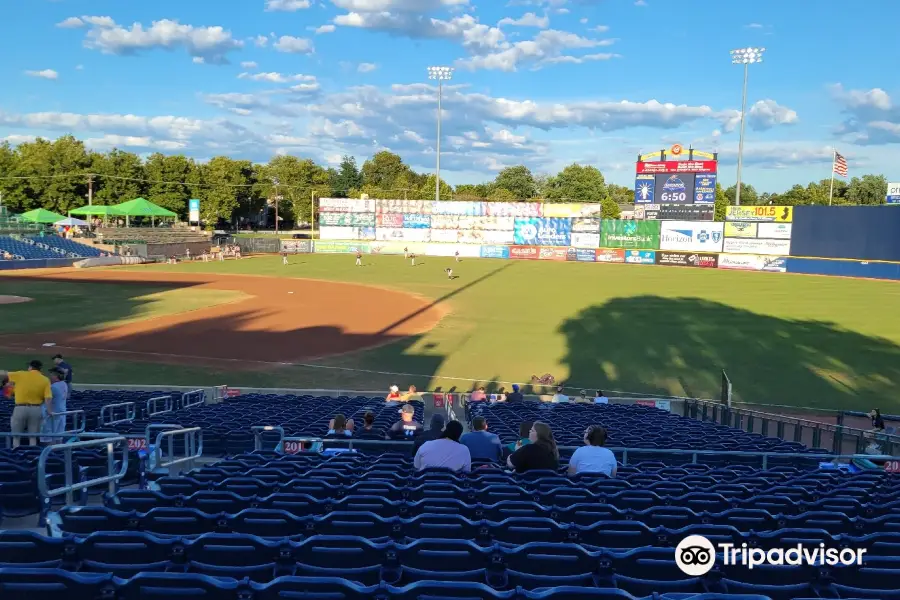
[725,206,793,223]
[887,182,900,204]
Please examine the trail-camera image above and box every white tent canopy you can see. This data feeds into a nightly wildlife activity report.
[55,217,90,227]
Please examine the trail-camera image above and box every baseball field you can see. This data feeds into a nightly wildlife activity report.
[1,254,898,412]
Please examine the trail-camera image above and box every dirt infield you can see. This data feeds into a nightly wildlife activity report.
[0,269,445,368]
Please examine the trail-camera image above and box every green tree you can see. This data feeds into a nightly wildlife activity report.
[493,165,536,200]
[361,151,412,196]
[0,141,25,210]
[331,155,362,198]
[413,174,453,201]
[600,196,621,219]
[724,184,759,206]
[454,183,491,200]
[144,153,196,217]
[487,186,516,201]
[544,163,608,203]
[848,174,888,205]
[714,183,729,221]
[200,157,254,225]
[90,149,146,206]
[607,183,634,206]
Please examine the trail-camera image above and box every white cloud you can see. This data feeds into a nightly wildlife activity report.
[357,62,378,73]
[591,25,610,33]
[25,69,59,80]
[634,0,647,5]
[831,84,900,145]
[333,12,507,54]
[457,30,617,71]
[57,17,86,29]
[331,0,470,10]
[717,99,798,133]
[254,35,270,47]
[265,0,312,11]
[745,23,764,29]
[716,141,836,169]
[579,18,587,24]
[241,61,259,69]
[238,71,317,83]
[498,13,549,28]
[315,24,336,34]
[70,16,243,64]
[84,134,188,151]
[273,35,315,54]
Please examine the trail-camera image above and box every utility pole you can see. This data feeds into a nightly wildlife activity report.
[272,177,280,234]
[311,190,316,239]
[86,173,94,206]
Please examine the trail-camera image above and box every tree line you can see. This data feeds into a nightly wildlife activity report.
[0,135,892,227]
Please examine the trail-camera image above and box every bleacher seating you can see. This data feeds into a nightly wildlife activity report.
[36,236,104,257]
[0,236,60,259]
[96,227,208,245]
[0,235,104,259]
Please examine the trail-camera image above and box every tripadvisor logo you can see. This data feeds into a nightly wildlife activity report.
[675,535,866,576]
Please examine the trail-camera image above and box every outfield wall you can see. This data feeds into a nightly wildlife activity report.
[0,258,80,270]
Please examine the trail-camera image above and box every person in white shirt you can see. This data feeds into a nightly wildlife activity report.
[414,420,471,472]
[551,386,569,403]
[567,426,617,477]
[593,390,609,404]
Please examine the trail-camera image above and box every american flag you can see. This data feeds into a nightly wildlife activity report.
[833,151,848,177]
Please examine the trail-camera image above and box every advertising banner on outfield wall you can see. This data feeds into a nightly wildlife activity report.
[565,248,597,262]
[480,245,510,259]
[430,215,459,229]
[458,230,487,245]
[433,201,484,216]
[624,250,656,264]
[377,199,433,214]
[570,232,601,248]
[377,213,404,228]
[726,205,793,222]
[480,230,515,244]
[319,198,376,213]
[319,213,376,227]
[486,202,542,217]
[757,222,793,239]
[722,237,791,255]
[537,247,569,261]
[513,217,572,246]
[724,222,758,238]
[280,239,312,253]
[659,221,724,252]
[510,245,539,260]
[315,241,370,253]
[656,251,719,268]
[430,229,459,243]
[403,213,431,228]
[468,216,515,230]
[718,254,788,272]
[571,218,601,233]
[596,249,626,263]
[542,203,604,218]
[601,220,661,249]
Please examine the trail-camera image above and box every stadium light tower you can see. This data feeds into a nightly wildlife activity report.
[730,47,765,206]
[427,66,453,202]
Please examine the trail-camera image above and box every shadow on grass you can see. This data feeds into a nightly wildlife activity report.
[558,296,900,411]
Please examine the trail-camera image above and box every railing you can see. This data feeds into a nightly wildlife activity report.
[180,389,205,410]
[683,398,900,456]
[37,436,129,506]
[153,427,203,476]
[99,401,136,425]
[145,395,173,417]
[251,425,412,454]
[0,410,86,447]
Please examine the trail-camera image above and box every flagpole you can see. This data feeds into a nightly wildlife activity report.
[829,148,836,206]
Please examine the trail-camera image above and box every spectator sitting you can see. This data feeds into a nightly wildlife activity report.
[594,390,609,404]
[567,426,617,477]
[460,416,502,462]
[326,413,354,437]
[413,413,446,455]
[470,387,487,402]
[414,420,471,473]
[505,420,533,455]
[505,384,524,403]
[386,404,423,439]
[402,384,422,401]
[507,421,559,473]
[361,411,375,432]
[575,390,592,403]
[871,408,886,431]
[551,386,570,403]
[386,385,402,402]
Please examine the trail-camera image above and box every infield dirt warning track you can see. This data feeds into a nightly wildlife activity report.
[0,269,445,367]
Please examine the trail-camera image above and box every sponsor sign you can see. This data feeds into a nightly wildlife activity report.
[757,222,793,239]
[486,202,542,217]
[320,213,375,227]
[761,257,787,272]
[280,239,312,253]
[601,220,661,249]
[377,213,404,228]
[458,230,487,245]
[570,232,600,248]
[724,222,758,238]
[636,160,718,174]
[634,174,655,204]
[480,245,510,259]
[624,250,656,264]
[596,248,626,263]
[571,248,597,262]
[656,204,715,221]
[722,237,792,256]
[470,216,515,230]
[659,221,724,252]
[430,215,460,229]
[726,206,793,222]
[314,241,369,254]
[403,213,431,229]
[377,199,433,214]
[694,174,716,204]
[542,203,604,218]
[513,217,572,247]
[189,198,200,223]
[432,201,484,216]
[571,217,601,233]
[718,254,788,272]
[319,198,377,213]
[888,182,900,204]
[656,251,719,268]
[430,229,459,243]
[510,245,540,260]
[537,247,569,261]
[655,400,671,411]
[635,399,657,407]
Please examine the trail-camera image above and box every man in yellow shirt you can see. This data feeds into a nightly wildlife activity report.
[1,360,52,447]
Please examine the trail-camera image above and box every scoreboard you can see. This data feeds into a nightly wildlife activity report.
[634,149,717,207]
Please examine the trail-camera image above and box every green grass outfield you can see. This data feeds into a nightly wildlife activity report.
[2,254,900,412]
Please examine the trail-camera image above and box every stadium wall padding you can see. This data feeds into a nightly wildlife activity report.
[786,257,900,281]
[0,258,79,270]
[790,206,900,262]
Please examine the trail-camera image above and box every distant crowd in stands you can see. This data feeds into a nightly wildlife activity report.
[386,383,609,405]
[166,245,242,264]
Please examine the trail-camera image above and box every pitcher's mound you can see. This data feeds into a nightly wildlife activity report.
[0,296,33,305]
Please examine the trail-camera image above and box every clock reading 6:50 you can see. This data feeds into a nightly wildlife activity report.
[660,192,687,202]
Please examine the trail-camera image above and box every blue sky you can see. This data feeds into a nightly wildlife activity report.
[1,0,898,192]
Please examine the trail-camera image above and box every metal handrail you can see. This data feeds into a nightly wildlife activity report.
[180,389,205,410]
[99,401,136,425]
[252,425,284,451]
[39,409,87,443]
[153,427,203,476]
[37,436,129,506]
[145,395,173,417]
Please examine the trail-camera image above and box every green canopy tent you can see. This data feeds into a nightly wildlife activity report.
[18,208,67,224]
[111,197,178,226]
[69,205,123,226]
